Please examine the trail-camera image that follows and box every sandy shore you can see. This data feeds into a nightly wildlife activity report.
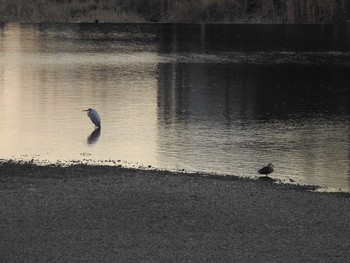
[1,161,350,262]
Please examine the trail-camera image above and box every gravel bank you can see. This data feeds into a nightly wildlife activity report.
[1,162,350,262]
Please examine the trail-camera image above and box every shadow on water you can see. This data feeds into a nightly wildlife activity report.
[87,128,101,145]
[157,63,350,122]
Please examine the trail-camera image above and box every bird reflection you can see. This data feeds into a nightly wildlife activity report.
[87,128,101,145]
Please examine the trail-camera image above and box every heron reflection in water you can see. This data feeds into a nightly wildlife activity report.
[87,128,101,145]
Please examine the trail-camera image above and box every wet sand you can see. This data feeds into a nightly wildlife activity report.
[1,161,350,262]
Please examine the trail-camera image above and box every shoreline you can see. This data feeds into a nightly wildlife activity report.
[0,158,327,192]
[1,161,350,261]
[1,158,348,193]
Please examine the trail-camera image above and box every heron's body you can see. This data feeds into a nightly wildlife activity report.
[258,163,274,177]
[84,108,101,129]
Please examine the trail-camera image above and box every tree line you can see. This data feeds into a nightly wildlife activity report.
[1,0,349,23]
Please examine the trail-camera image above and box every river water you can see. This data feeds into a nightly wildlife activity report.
[1,22,350,192]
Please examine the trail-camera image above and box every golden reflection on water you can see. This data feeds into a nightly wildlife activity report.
[0,23,159,166]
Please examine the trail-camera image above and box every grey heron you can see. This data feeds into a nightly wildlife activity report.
[83,108,101,129]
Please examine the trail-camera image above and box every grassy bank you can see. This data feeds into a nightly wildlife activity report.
[0,0,349,23]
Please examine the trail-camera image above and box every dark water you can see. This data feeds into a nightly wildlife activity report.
[1,22,350,192]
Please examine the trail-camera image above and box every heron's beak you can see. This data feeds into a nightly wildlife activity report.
[82,109,89,112]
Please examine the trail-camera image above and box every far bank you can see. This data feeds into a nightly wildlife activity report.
[1,0,349,23]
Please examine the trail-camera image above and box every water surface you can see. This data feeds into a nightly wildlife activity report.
[1,23,350,192]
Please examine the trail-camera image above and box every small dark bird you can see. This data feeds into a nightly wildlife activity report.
[258,163,274,177]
